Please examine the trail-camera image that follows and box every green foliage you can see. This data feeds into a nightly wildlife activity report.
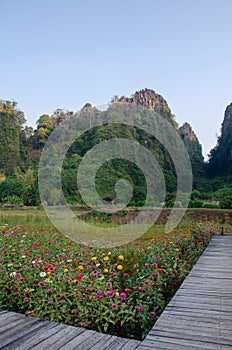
[0,101,25,175]
[207,105,232,178]
[220,199,232,209]
[0,178,24,203]
[188,199,204,208]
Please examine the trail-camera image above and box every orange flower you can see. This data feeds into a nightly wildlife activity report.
[158,268,163,273]
[27,311,34,316]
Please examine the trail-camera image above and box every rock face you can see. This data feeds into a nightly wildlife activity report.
[221,103,232,141]
[180,122,204,185]
[180,122,198,143]
[208,103,232,177]
[112,88,177,128]
[114,88,171,113]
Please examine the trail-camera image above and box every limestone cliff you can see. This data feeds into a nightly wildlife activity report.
[208,103,232,177]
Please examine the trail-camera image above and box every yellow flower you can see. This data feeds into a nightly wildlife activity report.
[117,265,123,270]
[118,255,124,260]
[115,292,119,297]
[63,268,69,273]
[45,278,51,283]
[77,265,83,270]
[47,271,51,275]
[92,257,97,261]
[103,256,109,261]
[175,248,179,252]
[104,268,109,273]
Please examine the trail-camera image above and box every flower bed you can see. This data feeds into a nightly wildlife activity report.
[0,224,213,340]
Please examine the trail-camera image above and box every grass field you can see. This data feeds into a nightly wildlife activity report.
[0,208,231,240]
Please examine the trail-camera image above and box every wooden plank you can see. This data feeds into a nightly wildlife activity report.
[31,326,92,350]
[14,323,73,350]
[0,317,43,348]
[1,321,57,350]
[59,331,105,350]
[120,339,141,349]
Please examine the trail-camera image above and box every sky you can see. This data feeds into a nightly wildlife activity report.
[0,0,232,159]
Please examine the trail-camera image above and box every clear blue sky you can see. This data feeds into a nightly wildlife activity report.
[1,0,232,159]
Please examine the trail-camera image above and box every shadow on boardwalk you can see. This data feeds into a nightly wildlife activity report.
[0,234,232,349]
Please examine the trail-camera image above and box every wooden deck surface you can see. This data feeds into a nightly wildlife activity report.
[0,234,232,349]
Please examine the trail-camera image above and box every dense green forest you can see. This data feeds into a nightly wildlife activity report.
[0,89,231,209]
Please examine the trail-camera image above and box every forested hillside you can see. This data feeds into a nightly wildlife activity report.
[0,89,231,209]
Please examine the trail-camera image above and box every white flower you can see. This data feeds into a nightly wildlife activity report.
[10,272,17,277]
[40,272,46,277]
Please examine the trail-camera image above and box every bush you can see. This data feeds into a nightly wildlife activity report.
[188,199,204,208]
[220,199,232,209]
[203,203,219,209]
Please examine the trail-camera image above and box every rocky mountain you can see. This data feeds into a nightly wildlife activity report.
[180,122,204,185]
[207,103,232,177]
[112,88,178,128]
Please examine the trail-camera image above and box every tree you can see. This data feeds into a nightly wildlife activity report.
[0,100,26,175]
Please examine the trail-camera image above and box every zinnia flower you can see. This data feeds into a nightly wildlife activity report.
[137,306,144,312]
[75,274,83,280]
[119,292,127,299]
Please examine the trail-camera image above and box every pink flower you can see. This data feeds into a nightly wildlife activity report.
[151,263,158,267]
[119,292,127,299]
[107,291,115,297]
[46,288,53,294]
[106,282,112,288]
[97,290,103,295]
[23,297,29,302]
[47,301,53,305]
[123,273,129,278]
[137,306,144,312]
[138,286,144,291]
[76,274,83,280]
[150,311,157,318]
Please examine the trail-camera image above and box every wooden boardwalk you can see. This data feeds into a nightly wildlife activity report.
[137,234,232,350]
[0,234,232,349]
